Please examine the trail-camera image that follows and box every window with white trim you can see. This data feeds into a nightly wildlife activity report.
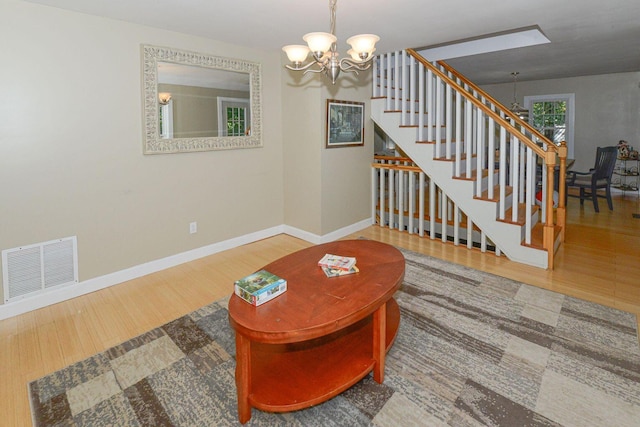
[524,93,575,159]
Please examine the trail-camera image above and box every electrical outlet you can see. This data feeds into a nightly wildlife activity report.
[189,222,197,234]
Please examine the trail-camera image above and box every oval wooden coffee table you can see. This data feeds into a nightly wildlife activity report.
[228,239,405,423]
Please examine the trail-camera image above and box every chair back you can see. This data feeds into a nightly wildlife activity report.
[593,146,618,181]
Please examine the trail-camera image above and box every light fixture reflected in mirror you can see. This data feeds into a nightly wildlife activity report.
[158,92,172,105]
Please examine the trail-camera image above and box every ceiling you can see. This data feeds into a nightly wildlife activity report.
[24,0,640,85]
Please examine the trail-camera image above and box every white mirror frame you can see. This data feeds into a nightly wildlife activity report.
[142,44,263,154]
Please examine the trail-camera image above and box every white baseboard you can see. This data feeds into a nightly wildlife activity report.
[283,218,371,244]
[0,219,372,320]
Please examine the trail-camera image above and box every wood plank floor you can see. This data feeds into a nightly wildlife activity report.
[1,194,639,425]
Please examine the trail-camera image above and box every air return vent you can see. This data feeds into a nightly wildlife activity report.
[2,236,78,303]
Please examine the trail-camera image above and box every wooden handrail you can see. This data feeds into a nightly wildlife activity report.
[406,49,550,162]
[371,163,422,173]
[374,155,414,163]
[437,60,558,153]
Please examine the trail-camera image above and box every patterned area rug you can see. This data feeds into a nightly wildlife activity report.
[29,249,640,426]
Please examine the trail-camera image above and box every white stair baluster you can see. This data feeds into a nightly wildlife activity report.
[511,137,520,223]
[410,56,416,127]
[418,63,425,142]
[419,172,425,236]
[394,51,400,112]
[401,50,407,126]
[435,75,442,158]
[427,68,433,143]
[525,146,534,244]
[455,90,462,177]
[386,53,392,111]
[429,179,436,239]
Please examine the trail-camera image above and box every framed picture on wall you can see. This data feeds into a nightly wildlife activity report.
[326,99,364,148]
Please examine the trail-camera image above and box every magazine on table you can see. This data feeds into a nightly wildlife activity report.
[321,264,359,278]
[317,253,357,271]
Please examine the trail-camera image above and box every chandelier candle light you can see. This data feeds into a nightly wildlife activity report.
[282,0,379,84]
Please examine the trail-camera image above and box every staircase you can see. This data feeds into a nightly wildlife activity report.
[370,49,568,269]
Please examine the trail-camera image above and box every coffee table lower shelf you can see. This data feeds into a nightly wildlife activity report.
[242,299,400,414]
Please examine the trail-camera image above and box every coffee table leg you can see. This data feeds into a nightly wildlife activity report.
[235,332,252,424]
[373,302,386,383]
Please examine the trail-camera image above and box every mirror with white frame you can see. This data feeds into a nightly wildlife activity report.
[142,45,262,154]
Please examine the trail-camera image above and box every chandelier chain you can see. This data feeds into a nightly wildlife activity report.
[329,0,337,36]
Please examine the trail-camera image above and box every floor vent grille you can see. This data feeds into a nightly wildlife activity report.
[2,236,78,303]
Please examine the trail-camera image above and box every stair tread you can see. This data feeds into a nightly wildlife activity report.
[523,223,562,250]
[474,185,513,202]
[452,169,490,180]
[434,153,475,161]
[497,203,540,226]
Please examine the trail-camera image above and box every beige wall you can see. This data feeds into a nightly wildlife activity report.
[320,81,374,234]
[282,64,373,237]
[0,0,376,306]
[482,72,640,171]
[0,1,285,301]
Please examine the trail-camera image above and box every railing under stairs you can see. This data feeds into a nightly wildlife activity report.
[373,155,500,254]
[370,49,568,269]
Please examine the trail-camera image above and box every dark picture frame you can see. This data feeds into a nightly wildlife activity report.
[326,99,364,148]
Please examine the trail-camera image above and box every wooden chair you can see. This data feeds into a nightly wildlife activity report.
[566,146,618,212]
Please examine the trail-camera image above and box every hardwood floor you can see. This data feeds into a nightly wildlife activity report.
[1,194,639,425]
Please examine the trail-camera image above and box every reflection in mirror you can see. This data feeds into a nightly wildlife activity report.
[142,45,262,154]
[157,63,251,138]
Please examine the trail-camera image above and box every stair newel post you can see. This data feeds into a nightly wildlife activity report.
[386,53,392,111]
[410,56,416,127]
[557,141,567,241]
[394,51,400,112]
[401,50,407,126]
[418,62,425,142]
[525,146,534,245]
[544,151,557,269]
[466,216,473,249]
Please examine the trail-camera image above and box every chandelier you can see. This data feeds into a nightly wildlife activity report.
[509,72,529,120]
[282,0,380,84]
